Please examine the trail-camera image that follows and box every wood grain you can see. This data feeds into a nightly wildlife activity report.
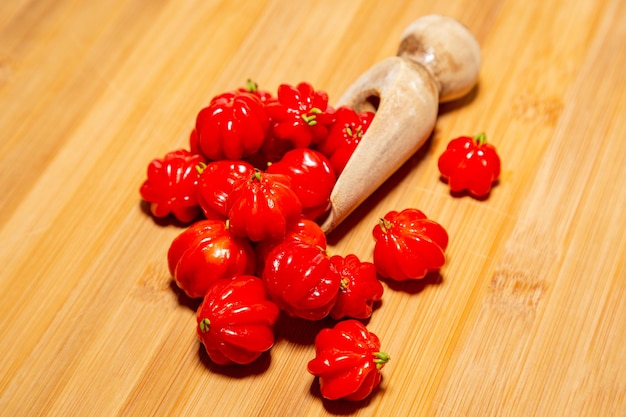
[1,0,624,416]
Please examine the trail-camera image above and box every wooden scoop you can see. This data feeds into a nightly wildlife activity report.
[319,15,481,233]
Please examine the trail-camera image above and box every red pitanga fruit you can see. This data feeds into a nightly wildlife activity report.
[308,320,390,401]
[266,148,336,221]
[254,217,327,276]
[265,82,334,148]
[197,275,280,365]
[167,219,256,299]
[140,149,205,223]
[195,90,270,161]
[317,106,375,175]
[329,254,383,320]
[437,132,501,197]
[226,170,302,242]
[372,208,448,281]
[196,159,256,219]
[262,241,340,321]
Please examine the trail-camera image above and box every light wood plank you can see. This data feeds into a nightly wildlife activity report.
[0,0,624,416]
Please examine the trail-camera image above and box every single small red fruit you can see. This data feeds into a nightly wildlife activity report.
[140,149,205,223]
[329,254,383,320]
[266,148,336,221]
[195,90,270,161]
[372,208,448,281]
[226,170,303,242]
[254,217,327,276]
[168,219,256,299]
[196,275,280,365]
[437,132,501,197]
[308,320,389,401]
[196,159,256,219]
[265,82,334,148]
[317,106,375,175]
[262,241,340,321]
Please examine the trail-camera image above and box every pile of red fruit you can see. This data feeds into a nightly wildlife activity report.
[139,79,500,401]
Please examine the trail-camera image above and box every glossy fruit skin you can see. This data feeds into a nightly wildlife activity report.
[168,219,256,299]
[254,217,327,276]
[265,82,334,148]
[196,275,280,365]
[195,91,270,161]
[372,208,449,281]
[196,160,256,219]
[261,241,340,321]
[140,149,205,223]
[317,106,375,176]
[437,132,501,197]
[251,136,295,167]
[226,170,302,242]
[307,320,389,401]
[266,148,336,221]
[329,254,383,320]
[189,128,201,155]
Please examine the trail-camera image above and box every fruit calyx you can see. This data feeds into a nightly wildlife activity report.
[473,132,487,146]
[199,318,211,333]
[378,218,393,233]
[373,351,390,370]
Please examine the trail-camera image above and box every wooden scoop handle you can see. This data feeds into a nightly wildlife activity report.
[320,15,481,234]
[397,14,481,103]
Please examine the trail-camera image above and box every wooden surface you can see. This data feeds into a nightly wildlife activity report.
[1,0,625,416]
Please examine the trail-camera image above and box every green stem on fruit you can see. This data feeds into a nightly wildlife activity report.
[473,132,487,145]
[378,218,393,233]
[199,318,211,333]
[302,108,323,126]
[196,162,207,175]
[373,351,390,370]
[302,113,318,126]
[246,79,258,93]
[339,278,350,291]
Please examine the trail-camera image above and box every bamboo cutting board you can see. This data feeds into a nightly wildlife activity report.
[1,0,625,416]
